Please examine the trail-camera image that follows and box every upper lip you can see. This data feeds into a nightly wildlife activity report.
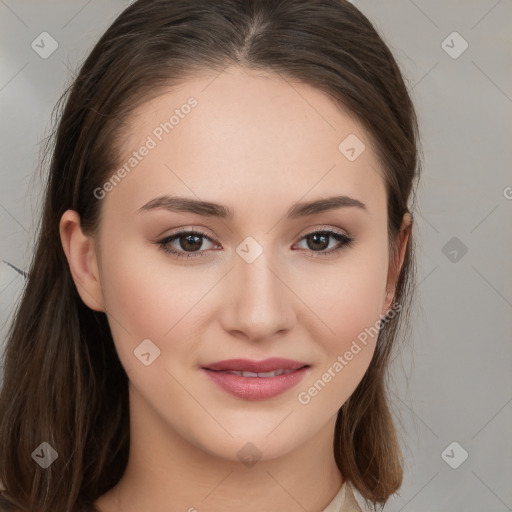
[202,358,309,373]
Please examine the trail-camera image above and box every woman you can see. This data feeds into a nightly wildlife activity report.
[0,0,421,510]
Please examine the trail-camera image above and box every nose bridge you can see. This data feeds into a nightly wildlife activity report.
[240,247,278,300]
[222,240,294,339]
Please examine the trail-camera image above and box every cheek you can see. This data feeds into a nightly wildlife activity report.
[298,247,388,347]
[99,241,218,370]
[98,243,172,357]
[101,236,200,326]
[293,247,388,404]
[295,294,382,416]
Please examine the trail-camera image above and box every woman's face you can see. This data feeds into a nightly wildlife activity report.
[63,65,407,463]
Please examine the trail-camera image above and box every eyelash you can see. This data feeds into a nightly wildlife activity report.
[156,227,355,260]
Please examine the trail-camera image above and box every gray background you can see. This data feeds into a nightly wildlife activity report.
[1,1,511,510]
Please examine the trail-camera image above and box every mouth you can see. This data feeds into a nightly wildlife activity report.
[202,357,310,373]
[201,358,311,400]
[207,368,306,377]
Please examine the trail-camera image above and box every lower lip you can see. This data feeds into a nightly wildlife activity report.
[202,367,310,400]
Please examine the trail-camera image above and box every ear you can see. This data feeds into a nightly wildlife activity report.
[382,212,413,316]
[59,209,105,312]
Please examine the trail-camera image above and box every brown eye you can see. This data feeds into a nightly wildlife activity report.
[296,229,354,257]
[157,230,217,259]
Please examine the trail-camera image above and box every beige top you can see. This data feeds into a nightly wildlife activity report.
[322,481,363,512]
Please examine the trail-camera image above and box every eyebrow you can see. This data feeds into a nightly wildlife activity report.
[136,194,367,219]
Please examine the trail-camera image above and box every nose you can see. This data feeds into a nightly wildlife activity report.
[219,246,296,342]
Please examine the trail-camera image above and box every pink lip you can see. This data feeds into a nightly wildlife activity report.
[201,358,310,400]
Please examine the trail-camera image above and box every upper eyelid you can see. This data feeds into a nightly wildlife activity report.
[296,225,349,239]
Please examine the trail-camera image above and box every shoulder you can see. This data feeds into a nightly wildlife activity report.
[344,481,366,512]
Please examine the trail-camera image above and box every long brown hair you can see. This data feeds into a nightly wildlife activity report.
[0,1,421,510]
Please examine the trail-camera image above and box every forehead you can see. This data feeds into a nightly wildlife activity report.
[105,66,387,221]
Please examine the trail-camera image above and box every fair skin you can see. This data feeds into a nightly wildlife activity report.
[60,66,411,512]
